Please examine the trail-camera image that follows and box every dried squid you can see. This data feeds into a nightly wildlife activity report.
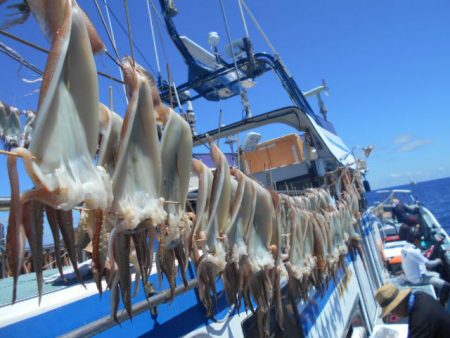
[241,180,275,337]
[109,58,166,319]
[222,168,246,309]
[190,159,214,264]
[197,141,231,317]
[6,0,111,302]
[158,106,193,290]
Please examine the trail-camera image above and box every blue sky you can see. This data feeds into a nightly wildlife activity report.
[0,0,450,203]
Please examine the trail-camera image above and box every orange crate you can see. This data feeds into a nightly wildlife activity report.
[242,133,304,174]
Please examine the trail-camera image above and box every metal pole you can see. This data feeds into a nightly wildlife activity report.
[109,86,114,111]
[0,197,10,211]
[60,279,198,338]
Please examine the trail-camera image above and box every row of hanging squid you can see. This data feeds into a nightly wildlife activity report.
[190,156,366,336]
[1,1,368,337]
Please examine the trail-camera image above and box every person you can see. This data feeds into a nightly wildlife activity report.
[392,198,421,227]
[399,223,418,241]
[375,283,450,338]
[401,236,450,305]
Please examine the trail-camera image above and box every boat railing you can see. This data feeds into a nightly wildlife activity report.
[60,278,198,338]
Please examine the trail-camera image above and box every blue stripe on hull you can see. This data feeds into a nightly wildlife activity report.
[0,264,242,338]
[2,242,369,337]
[297,255,351,336]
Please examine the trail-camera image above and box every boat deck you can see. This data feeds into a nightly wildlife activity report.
[0,268,68,307]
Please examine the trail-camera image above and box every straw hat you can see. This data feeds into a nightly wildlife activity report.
[375,283,411,318]
[84,241,93,254]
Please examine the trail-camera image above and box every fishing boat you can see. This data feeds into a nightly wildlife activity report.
[0,1,449,338]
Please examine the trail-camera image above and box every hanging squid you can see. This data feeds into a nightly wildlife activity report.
[6,0,112,303]
[241,180,275,338]
[158,105,193,292]
[222,168,246,309]
[197,141,231,317]
[108,57,166,320]
[189,159,214,264]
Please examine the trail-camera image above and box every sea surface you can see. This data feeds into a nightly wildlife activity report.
[365,176,450,233]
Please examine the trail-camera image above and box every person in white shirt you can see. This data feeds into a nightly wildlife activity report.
[401,240,450,306]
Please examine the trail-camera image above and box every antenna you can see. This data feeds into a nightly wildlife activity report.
[303,79,330,120]
[208,31,220,63]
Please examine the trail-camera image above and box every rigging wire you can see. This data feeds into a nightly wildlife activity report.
[148,0,172,76]
[0,29,46,53]
[93,0,121,61]
[241,0,279,56]
[101,0,128,103]
[0,31,124,84]
[102,0,157,75]
[218,0,241,83]
[104,49,122,68]
[237,0,250,38]
[151,1,170,72]
[123,0,136,66]
[148,0,166,24]
[146,0,162,78]
[0,41,42,75]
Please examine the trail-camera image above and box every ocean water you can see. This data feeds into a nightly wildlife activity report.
[365,176,450,233]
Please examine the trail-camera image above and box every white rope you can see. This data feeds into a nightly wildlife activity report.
[149,0,166,23]
[241,0,278,55]
[237,0,250,38]
[146,0,161,76]
[102,0,128,104]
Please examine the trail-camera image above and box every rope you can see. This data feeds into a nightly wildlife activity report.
[123,0,136,66]
[93,0,120,61]
[104,50,122,68]
[0,32,124,84]
[101,0,119,58]
[102,0,157,75]
[102,0,128,103]
[0,30,47,53]
[241,0,278,55]
[151,0,170,73]
[42,251,69,270]
[0,41,43,75]
[237,0,250,38]
[149,0,166,23]
[146,0,161,76]
[218,0,241,84]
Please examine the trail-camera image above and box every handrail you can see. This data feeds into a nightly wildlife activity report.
[60,278,198,338]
